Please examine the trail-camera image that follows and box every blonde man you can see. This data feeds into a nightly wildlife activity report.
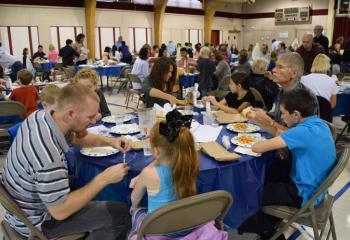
[74,69,111,117]
[2,83,131,238]
[301,54,338,107]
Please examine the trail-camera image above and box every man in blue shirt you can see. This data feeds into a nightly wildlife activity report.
[238,88,336,240]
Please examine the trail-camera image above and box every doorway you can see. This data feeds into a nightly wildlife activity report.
[211,30,220,47]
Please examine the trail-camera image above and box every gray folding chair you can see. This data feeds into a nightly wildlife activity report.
[125,73,143,109]
[0,101,26,153]
[135,190,233,240]
[109,66,131,95]
[0,182,86,240]
[324,120,337,142]
[262,148,350,240]
[250,87,267,110]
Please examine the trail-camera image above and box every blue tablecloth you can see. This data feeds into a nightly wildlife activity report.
[179,74,199,88]
[333,93,350,116]
[76,63,129,89]
[41,62,56,73]
[76,63,128,77]
[67,115,273,229]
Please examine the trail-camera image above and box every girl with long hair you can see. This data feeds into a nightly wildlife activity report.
[129,110,199,238]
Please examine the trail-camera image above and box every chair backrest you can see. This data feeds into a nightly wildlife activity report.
[0,182,48,240]
[120,66,132,78]
[128,73,142,84]
[249,87,267,110]
[0,101,26,117]
[303,148,350,210]
[316,96,333,123]
[323,120,337,142]
[136,190,233,240]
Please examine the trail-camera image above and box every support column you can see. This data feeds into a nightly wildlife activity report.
[326,0,335,44]
[204,0,221,44]
[154,0,168,46]
[85,0,96,59]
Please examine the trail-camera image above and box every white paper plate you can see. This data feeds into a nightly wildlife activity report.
[80,146,119,157]
[231,133,265,148]
[110,123,140,135]
[226,123,260,133]
[102,114,135,124]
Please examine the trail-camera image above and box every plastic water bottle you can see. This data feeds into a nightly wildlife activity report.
[222,135,231,150]
[206,100,211,113]
[182,86,186,100]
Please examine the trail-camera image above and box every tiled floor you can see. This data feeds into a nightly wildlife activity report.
[0,85,350,240]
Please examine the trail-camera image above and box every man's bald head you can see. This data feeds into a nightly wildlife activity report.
[302,33,313,51]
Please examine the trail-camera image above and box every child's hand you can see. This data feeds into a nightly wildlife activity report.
[207,96,218,106]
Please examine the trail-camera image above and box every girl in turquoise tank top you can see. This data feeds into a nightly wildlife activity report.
[128,110,199,239]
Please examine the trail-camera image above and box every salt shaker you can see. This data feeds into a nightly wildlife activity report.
[222,135,231,150]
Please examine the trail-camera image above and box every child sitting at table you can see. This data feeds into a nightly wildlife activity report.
[202,72,255,114]
[40,84,61,110]
[74,69,111,118]
[129,110,228,239]
[238,88,336,240]
[8,69,39,118]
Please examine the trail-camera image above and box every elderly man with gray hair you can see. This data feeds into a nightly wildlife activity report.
[313,25,329,55]
[296,32,325,74]
[248,52,318,136]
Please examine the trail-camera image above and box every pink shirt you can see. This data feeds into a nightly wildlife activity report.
[48,50,58,63]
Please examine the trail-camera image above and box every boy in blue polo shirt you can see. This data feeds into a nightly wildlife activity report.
[238,88,336,240]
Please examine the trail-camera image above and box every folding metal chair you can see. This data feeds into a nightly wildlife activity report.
[135,190,233,240]
[109,66,131,95]
[262,148,350,240]
[250,87,267,110]
[0,182,87,240]
[125,73,143,109]
[0,101,25,153]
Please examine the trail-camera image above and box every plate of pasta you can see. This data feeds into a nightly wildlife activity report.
[102,114,135,124]
[231,133,265,148]
[226,123,260,133]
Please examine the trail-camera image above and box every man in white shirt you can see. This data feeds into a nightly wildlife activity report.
[271,39,281,52]
[0,42,23,82]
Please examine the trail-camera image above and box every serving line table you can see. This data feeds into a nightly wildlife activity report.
[66,114,273,229]
[76,63,129,90]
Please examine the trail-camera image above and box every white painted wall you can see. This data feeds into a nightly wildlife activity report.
[241,0,330,49]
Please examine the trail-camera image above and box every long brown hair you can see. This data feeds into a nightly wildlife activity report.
[149,57,177,93]
[150,122,199,199]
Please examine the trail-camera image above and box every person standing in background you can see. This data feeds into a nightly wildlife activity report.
[48,44,59,64]
[313,25,329,55]
[59,39,80,67]
[0,42,23,82]
[73,33,88,65]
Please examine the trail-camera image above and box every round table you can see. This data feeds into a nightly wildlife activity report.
[76,63,129,89]
[66,114,273,229]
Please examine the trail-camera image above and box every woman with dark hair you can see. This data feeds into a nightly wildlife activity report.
[118,41,132,64]
[158,44,168,58]
[151,45,159,57]
[142,57,184,107]
[73,33,88,65]
[22,48,35,74]
[203,72,255,113]
[131,47,150,89]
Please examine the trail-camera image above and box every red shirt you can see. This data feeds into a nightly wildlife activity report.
[9,86,39,118]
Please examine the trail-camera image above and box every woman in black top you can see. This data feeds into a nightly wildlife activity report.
[203,72,255,113]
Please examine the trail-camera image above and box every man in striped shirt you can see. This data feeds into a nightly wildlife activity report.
[1,83,131,239]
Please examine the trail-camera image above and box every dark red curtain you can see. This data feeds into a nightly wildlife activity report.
[332,17,350,45]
